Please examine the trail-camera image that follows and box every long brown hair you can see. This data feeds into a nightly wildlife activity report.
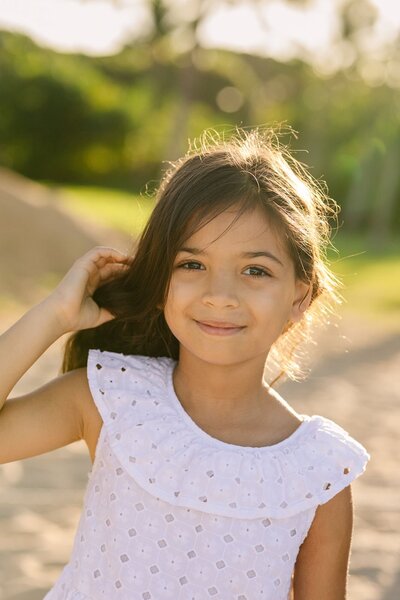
[61,126,342,385]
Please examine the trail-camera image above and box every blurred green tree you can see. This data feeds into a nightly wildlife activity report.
[0,0,399,233]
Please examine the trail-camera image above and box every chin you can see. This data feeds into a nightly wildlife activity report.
[179,347,250,367]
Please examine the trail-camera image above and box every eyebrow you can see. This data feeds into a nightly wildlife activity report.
[177,246,284,267]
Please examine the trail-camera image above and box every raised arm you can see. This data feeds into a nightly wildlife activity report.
[0,246,131,464]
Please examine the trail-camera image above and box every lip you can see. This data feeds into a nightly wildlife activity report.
[197,320,244,328]
[195,320,245,336]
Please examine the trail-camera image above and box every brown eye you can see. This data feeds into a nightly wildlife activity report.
[178,261,203,270]
[244,267,270,278]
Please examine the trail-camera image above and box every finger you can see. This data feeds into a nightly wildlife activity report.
[95,254,132,269]
[76,249,130,274]
[89,247,131,263]
[97,262,130,282]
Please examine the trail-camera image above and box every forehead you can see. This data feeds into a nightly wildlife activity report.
[183,205,289,257]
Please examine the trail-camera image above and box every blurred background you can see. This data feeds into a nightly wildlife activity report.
[0,1,399,599]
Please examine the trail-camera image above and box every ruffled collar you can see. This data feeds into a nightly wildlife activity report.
[164,357,314,454]
[87,349,370,519]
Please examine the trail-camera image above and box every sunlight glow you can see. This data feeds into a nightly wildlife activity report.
[0,0,151,55]
[0,0,398,69]
[198,0,340,63]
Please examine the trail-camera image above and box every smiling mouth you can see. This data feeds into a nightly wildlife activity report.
[195,320,246,336]
[196,320,245,328]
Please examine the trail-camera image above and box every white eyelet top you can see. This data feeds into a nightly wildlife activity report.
[44,349,370,600]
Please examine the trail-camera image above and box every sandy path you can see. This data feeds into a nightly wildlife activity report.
[0,309,399,599]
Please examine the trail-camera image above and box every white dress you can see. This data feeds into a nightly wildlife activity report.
[44,349,370,600]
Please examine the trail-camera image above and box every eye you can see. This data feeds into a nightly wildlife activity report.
[244,266,270,278]
[176,261,204,270]
[176,262,270,278]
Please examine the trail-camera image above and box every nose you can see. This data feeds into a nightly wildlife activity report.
[201,271,240,308]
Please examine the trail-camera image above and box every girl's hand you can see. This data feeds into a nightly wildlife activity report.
[47,246,132,333]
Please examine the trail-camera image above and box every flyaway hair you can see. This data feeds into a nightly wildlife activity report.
[61,126,343,385]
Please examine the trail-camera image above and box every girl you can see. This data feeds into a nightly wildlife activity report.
[0,127,370,600]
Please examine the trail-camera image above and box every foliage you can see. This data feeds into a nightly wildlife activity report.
[0,29,399,233]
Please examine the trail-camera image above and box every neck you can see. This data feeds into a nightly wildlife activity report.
[172,352,272,427]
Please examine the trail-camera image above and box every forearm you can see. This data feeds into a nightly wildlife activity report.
[0,298,67,408]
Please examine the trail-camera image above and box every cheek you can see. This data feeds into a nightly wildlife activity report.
[166,277,194,306]
[255,286,293,319]
[163,280,188,323]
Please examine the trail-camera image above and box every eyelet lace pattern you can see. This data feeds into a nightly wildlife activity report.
[44,349,370,600]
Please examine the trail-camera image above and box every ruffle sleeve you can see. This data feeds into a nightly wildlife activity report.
[87,349,371,520]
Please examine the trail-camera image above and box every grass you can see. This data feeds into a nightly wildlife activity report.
[57,184,400,322]
[57,184,155,237]
[328,234,400,321]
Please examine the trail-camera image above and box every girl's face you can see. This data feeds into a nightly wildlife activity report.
[163,205,311,367]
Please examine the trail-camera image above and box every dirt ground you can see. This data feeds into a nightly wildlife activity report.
[0,169,399,599]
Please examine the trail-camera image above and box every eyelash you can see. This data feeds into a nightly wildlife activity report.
[176,261,271,278]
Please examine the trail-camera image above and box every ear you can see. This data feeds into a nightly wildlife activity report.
[289,280,313,323]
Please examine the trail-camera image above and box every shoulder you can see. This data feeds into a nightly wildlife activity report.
[259,404,370,519]
[71,354,157,463]
[82,349,171,462]
[86,349,171,390]
[0,365,102,463]
[65,367,103,463]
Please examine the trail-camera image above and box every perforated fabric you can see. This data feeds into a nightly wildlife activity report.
[44,349,370,600]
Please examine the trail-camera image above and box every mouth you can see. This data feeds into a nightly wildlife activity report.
[195,320,246,336]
